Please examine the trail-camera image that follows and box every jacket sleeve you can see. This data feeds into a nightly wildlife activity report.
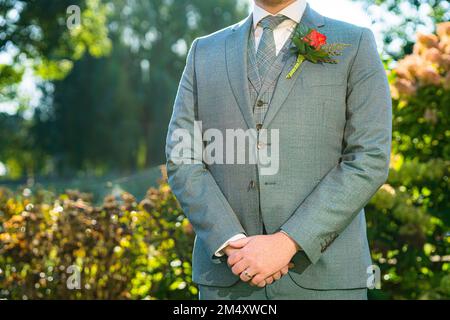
[165,39,247,262]
[281,28,392,264]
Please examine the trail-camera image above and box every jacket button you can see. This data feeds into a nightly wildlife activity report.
[248,180,256,190]
[256,100,264,107]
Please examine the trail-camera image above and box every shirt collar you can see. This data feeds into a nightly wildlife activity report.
[252,0,307,29]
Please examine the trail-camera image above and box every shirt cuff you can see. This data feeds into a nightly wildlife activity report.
[214,234,247,257]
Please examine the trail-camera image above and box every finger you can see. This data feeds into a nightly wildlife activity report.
[239,267,255,282]
[288,263,295,269]
[223,247,238,256]
[231,260,249,277]
[228,237,251,249]
[240,272,253,282]
[251,274,265,286]
[257,280,267,288]
[272,271,282,281]
[280,266,289,275]
[227,252,243,267]
[265,276,274,285]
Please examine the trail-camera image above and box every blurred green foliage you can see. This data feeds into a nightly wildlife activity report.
[0,0,247,177]
[367,23,450,300]
[0,179,197,299]
[355,0,450,59]
[0,0,111,87]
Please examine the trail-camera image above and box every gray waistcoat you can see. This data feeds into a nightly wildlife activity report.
[247,28,293,127]
[247,28,294,233]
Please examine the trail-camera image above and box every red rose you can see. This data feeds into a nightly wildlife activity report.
[303,29,327,49]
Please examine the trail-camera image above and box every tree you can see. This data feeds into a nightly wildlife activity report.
[1,0,248,177]
[34,0,248,174]
[0,0,112,178]
[0,0,111,90]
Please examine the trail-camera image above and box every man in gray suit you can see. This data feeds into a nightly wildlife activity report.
[166,0,391,300]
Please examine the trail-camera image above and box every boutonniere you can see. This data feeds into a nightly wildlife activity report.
[286,23,350,79]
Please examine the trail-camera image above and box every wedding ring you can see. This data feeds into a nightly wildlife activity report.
[243,270,253,279]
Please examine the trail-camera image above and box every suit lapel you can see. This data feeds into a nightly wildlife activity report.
[225,15,255,129]
[261,4,326,129]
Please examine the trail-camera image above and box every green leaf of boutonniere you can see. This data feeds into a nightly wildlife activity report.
[286,23,350,79]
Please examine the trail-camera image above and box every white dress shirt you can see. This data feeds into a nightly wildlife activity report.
[253,0,307,55]
[214,0,307,257]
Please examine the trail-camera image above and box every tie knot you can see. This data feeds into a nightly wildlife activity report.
[259,15,287,30]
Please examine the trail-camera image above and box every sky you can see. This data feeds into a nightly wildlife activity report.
[308,0,374,27]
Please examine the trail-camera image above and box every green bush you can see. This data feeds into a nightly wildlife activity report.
[0,181,196,300]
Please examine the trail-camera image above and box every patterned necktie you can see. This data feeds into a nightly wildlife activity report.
[256,15,288,79]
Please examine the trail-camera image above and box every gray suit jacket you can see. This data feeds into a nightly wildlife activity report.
[166,5,392,290]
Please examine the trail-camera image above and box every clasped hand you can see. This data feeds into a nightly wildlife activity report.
[224,232,298,287]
